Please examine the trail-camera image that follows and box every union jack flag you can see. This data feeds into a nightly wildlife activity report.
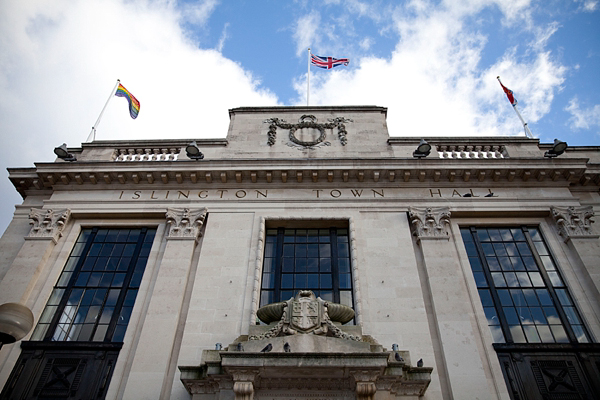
[310,53,349,69]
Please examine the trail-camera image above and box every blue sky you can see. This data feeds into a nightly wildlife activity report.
[0,0,599,235]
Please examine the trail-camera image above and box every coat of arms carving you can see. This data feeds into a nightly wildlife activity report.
[250,290,360,341]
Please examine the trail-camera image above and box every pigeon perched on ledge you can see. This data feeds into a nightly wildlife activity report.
[260,343,273,353]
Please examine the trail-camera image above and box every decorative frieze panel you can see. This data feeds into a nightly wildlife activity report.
[264,115,352,148]
[27,208,71,243]
[408,206,451,240]
[550,205,596,241]
[165,207,207,241]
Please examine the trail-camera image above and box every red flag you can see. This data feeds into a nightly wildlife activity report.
[498,78,517,106]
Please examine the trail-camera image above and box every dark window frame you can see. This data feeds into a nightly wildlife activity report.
[30,227,156,343]
[260,227,354,311]
[461,226,591,344]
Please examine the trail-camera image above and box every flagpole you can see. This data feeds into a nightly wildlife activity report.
[307,47,310,106]
[512,104,533,139]
[86,79,121,142]
[497,76,533,139]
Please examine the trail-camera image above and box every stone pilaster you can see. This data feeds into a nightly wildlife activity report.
[0,208,71,306]
[550,205,600,296]
[408,206,495,399]
[122,208,207,399]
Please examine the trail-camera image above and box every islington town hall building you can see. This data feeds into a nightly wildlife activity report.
[0,106,599,400]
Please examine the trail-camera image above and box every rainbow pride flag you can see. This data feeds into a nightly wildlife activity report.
[115,83,140,119]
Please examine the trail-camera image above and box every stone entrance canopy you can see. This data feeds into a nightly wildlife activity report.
[179,291,432,399]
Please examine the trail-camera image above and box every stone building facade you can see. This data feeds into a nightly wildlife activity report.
[0,106,599,399]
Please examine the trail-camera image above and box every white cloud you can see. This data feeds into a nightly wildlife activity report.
[359,37,373,50]
[180,0,219,26]
[296,0,566,139]
[565,97,600,130]
[293,11,321,56]
[0,0,278,235]
[575,0,599,12]
[216,22,229,52]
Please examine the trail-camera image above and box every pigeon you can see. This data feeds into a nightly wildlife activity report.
[485,192,494,197]
[394,352,404,362]
[236,343,244,352]
[260,343,273,353]
[417,358,423,367]
[284,342,291,353]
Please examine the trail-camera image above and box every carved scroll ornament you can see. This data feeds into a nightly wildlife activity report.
[27,208,71,243]
[550,206,595,240]
[408,206,451,239]
[264,115,352,148]
[165,207,207,241]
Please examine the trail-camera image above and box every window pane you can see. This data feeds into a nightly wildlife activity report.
[294,276,307,290]
[473,272,487,288]
[509,325,526,343]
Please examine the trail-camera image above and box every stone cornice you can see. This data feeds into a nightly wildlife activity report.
[9,157,600,197]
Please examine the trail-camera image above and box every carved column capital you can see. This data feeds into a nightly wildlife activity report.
[26,208,71,243]
[550,206,596,241]
[408,206,451,240]
[165,208,207,241]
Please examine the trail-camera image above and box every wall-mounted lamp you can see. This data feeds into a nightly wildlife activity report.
[413,139,431,158]
[544,139,567,158]
[185,141,204,160]
[0,302,34,350]
[54,143,77,162]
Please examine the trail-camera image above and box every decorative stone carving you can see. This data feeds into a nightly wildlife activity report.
[264,115,352,148]
[408,206,451,240]
[27,208,71,243]
[165,207,207,241]
[249,290,360,341]
[551,206,596,241]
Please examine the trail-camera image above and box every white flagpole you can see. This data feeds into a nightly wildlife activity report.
[497,76,533,139]
[512,104,533,139]
[307,48,310,106]
[86,79,121,142]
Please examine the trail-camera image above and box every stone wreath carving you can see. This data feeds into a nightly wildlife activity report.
[264,115,352,148]
[249,290,361,341]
